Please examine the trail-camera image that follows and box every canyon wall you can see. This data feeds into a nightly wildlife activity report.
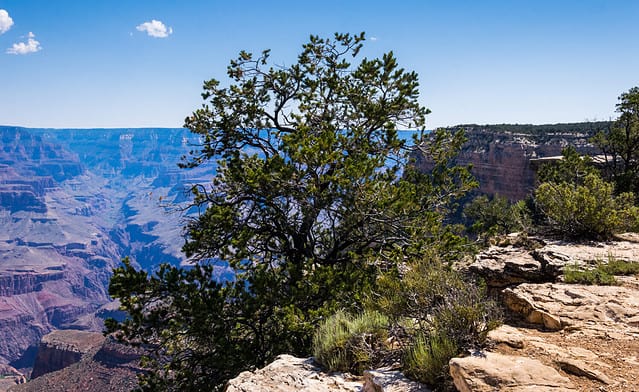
[9,331,142,392]
[0,126,212,372]
[414,123,606,201]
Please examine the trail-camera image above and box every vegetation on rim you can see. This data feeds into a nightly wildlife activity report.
[104,29,639,391]
[107,32,490,391]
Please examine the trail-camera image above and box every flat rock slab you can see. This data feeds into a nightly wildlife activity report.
[503,282,639,335]
[470,245,547,287]
[470,239,639,288]
[449,351,576,391]
[40,330,105,353]
[225,356,429,392]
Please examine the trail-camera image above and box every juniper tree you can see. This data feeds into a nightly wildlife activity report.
[107,33,475,391]
[593,87,639,198]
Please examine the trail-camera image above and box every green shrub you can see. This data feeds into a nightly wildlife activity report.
[312,310,390,374]
[535,173,639,239]
[403,332,458,388]
[563,263,617,285]
[371,259,501,344]
[564,255,639,285]
[464,195,532,239]
[602,257,639,275]
[368,256,501,388]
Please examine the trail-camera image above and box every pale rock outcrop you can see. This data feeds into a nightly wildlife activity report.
[224,355,428,392]
[469,238,639,288]
[449,351,576,391]
[461,240,639,391]
[502,282,639,335]
[363,370,431,392]
[469,245,552,287]
[224,355,362,391]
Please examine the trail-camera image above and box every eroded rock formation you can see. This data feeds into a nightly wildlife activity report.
[224,354,428,392]
[30,330,105,378]
[8,333,142,392]
[452,236,639,391]
[0,126,212,371]
[414,124,604,200]
[221,238,639,391]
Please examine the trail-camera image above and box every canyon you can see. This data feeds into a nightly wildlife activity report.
[0,126,215,373]
[414,122,607,200]
[0,122,607,385]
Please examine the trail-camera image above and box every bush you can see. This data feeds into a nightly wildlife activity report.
[464,194,532,240]
[404,332,458,388]
[563,255,639,285]
[367,256,501,388]
[563,263,617,285]
[312,310,390,374]
[535,173,639,239]
[604,257,639,275]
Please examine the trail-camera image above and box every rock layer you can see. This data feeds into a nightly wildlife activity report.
[8,334,142,392]
[449,352,576,391]
[30,330,105,379]
[225,355,362,392]
[0,126,213,368]
[415,125,602,200]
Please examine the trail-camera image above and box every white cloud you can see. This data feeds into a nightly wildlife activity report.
[136,19,172,38]
[0,9,14,34]
[6,32,42,55]
[370,36,378,42]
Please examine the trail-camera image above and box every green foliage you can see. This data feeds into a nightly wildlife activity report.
[403,332,458,389]
[312,310,390,374]
[563,263,617,285]
[535,172,639,239]
[563,255,639,285]
[536,146,599,185]
[451,122,610,137]
[107,258,254,391]
[533,146,639,239]
[108,33,477,391]
[592,87,639,198]
[603,257,639,275]
[367,254,501,388]
[463,194,532,239]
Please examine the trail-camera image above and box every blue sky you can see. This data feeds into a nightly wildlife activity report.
[0,0,637,129]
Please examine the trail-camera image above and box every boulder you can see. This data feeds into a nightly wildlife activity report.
[224,355,430,392]
[469,245,548,287]
[363,369,430,392]
[502,282,639,335]
[470,239,639,288]
[449,352,576,391]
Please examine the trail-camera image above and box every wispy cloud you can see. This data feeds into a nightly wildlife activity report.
[7,32,42,55]
[0,9,14,34]
[136,19,173,38]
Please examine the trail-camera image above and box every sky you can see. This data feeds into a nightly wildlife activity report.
[0,0,638,129]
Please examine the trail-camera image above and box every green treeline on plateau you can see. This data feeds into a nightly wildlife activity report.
[106,33,639,391]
